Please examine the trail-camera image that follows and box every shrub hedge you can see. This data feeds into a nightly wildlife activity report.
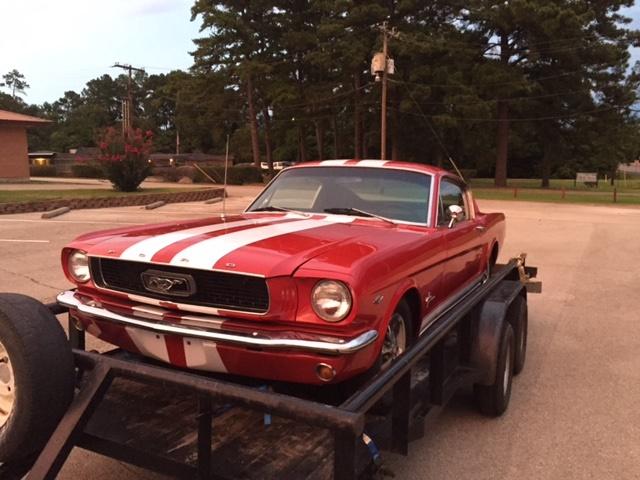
[71,163,105,179]
[29,165,58,177]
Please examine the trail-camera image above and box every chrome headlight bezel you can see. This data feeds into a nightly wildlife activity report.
[68,250,91,283]
[311,280,352,322]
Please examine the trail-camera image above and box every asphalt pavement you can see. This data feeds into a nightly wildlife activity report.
[0,187,638,479]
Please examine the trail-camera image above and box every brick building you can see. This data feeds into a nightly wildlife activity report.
[0,109,51,181]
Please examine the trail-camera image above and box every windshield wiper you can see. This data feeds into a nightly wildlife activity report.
[251,206,294,212]
[250,206,310,216]
[324,207,396,225]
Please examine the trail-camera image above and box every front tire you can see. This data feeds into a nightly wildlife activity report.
[338,299,414,401]
[0,294,75,463]
[380,300,414,370]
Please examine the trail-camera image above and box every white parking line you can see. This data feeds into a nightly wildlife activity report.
[0,239,50,243]
[0,219,139,225]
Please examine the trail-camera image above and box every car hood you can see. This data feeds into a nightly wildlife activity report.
[71,212,434,278]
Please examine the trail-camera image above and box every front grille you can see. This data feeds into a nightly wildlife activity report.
[90,257,269,313]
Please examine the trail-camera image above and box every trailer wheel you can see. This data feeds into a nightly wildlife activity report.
[511,296,528,375]
[473,322,514,417]
[0,294,75,463]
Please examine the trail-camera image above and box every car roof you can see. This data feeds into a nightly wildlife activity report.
[288,159,454,178]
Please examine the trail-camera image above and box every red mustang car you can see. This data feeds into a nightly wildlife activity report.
[58,160,505,385]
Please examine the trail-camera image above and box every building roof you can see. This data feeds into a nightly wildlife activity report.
[28,151,56,157]
[0,109,51,127]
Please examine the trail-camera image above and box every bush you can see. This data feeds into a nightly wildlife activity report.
[194,165,263,185]
[98,127,153,191]
[151,166,196,182]
[29,165,57,177]
[554,165,576,180]
[71,163,104,179]
[151,167,180,182]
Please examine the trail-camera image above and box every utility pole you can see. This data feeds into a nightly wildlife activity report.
[112,63,145,136]
[371,23,397,160]
[381,26,389,160]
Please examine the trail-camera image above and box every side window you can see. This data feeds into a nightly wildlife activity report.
[438,179,468,226]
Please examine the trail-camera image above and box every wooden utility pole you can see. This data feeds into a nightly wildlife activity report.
[373,23,396,160]
[112,63,145,136]
[381,26,389,160]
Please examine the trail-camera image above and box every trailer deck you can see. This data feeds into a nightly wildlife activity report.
[4,258,539,480]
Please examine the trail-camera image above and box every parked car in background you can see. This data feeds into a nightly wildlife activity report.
[261,161,294,170]
[58,159,505,385]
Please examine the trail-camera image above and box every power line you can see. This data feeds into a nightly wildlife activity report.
[388,78,596,106]
[399,80,465,180]
[399,103,628,123]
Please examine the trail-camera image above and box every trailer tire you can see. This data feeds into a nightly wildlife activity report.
[473,322,514,417]
[511,296,527,375]
[0,294,75,464]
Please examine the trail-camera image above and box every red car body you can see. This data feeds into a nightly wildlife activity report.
[58,160,505,385]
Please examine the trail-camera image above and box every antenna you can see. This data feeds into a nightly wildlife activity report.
[397,80,466,182]
[221,121,238,217]
[222,133,230,218]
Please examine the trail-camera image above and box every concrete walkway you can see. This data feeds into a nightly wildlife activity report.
[0,177,232,191]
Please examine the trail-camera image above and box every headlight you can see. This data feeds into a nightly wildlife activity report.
[311,280,352,322]
[68,250,91,283]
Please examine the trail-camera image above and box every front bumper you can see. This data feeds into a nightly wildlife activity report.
[57,290,378,356]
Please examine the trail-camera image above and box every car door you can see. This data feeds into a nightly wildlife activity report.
[437,177,484,297]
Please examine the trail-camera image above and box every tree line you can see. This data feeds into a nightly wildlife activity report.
[2,0,640,186]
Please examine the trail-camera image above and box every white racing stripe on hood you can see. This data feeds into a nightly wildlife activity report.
[320,159,350,165]
[169,216,354,270]
[120,216,281,261]
[357,160,388,167]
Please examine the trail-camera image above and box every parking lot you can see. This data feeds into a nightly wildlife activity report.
[1,187,639,479]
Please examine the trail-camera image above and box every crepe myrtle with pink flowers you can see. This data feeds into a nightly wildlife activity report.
[98,127,153,191]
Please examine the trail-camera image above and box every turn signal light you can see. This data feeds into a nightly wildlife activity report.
[316,363,336,382]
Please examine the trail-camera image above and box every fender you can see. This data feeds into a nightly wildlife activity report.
[380,279,420,335]
[470,281,525,385]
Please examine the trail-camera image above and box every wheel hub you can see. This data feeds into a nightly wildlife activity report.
[503,342,511,395]
[0,341,15,428]
[381,313,407,369]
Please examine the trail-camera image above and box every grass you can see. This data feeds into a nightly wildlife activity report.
[0,188,208,204]
[469,178,640,206]
[470,177,640,192]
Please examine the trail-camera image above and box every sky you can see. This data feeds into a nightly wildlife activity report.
[1,1,640,105]
[0,0,201,104]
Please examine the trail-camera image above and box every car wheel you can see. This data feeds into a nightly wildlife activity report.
[511,296,528,375]
[338,300,414,402]
[380,300,413,370]
[0,294,75,464]
[473,322,515,417]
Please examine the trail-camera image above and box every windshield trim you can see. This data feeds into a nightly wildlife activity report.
[245,165,435,227]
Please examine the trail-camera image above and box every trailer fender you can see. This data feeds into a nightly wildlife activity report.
[470,300,508,386]
[471,281,526,385]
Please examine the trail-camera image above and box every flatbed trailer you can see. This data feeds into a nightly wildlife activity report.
[1,257,540,480]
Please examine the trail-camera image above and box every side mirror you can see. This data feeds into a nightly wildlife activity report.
[448,205,464,228]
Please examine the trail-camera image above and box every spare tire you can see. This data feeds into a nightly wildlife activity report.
[0,294,75,464]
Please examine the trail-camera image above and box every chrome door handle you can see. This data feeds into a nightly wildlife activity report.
[475,225,487,232]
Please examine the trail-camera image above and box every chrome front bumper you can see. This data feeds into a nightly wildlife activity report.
[57,291,378,356]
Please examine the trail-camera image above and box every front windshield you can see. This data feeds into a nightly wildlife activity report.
[247,167,432,225]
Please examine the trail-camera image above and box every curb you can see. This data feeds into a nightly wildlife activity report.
[41,207,71,219]
[0,188,225,215]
